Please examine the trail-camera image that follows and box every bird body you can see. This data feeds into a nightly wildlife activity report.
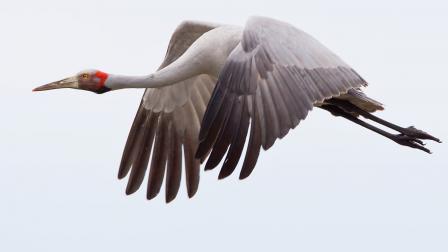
[34,16,440,202]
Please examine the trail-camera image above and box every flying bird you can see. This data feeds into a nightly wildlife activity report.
[34,16,440,202]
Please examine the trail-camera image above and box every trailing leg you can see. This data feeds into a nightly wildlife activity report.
[327,99,441,143]
[320,104,433,153]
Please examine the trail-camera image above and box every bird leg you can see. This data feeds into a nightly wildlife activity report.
[320,104,434,153]
[326,99,441,143]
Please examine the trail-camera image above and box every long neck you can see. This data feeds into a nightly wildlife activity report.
[105,25,243,90]
[105,58,202,90]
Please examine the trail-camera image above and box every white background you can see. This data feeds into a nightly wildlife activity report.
[1,0,447,251]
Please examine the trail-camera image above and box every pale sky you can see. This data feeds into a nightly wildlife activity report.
[1,0,447,251]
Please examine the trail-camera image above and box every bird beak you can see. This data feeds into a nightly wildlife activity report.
[33,76,79,92]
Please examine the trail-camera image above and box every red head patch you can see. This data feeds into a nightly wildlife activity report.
[95,71,109,88]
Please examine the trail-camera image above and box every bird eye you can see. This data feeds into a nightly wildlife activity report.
[81,73,89,79]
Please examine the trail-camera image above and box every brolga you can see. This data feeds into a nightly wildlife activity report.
[34,16,441,202]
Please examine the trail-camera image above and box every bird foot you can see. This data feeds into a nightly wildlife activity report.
[391,134,432,154]
[401,126,441,143]
[391,125,442,154]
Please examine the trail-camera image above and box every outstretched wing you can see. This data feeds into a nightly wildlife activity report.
[118,21,219,202]
[196,16,368,179]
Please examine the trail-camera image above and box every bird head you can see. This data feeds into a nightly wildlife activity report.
[33,69,111,94]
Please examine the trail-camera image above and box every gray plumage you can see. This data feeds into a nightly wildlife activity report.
[196,17,372,179]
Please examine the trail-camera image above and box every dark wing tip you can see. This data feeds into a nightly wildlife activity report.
[117,172,127,180]
[204,163,215,171]
[238,167,257,180]
[147,189,161,200]
[217,171,228,180]
[165,193,177,203]
[187,189,198,198]
[125,186,137,195]
[239,173,250,180]
[195,142,210,160]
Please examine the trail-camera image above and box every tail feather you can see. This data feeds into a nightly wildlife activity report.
[336,88,384,113]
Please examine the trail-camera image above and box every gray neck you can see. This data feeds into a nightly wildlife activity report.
[105,59,202,90]
[105,74,155,89]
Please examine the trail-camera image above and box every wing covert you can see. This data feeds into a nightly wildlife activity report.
[197,16,368,179]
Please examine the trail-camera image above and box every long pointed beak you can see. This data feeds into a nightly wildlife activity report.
[33,76,79,92]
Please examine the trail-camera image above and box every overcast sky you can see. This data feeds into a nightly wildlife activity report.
[1,0,447,251]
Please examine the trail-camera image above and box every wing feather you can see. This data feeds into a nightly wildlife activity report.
[146,114,169,200]
[197,16,368,179]
[125,111,157,195]
[118,21,218,202]
[218,97,250,179]
[118,105,145,179]
[165,118,182,202]
[204,95,239,171]
[239,97,262,179]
